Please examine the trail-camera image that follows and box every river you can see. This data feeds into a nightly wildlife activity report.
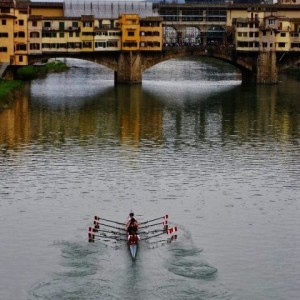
[0,58,299,300]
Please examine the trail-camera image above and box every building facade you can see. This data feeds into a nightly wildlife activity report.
[0,0,163,67]
[227,4,300,52]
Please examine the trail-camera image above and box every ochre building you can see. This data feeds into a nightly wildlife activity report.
[0,0,163,66]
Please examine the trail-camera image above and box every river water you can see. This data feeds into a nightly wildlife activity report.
[0,58,300,300]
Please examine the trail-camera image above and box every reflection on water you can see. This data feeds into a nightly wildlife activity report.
[0,60,299,149]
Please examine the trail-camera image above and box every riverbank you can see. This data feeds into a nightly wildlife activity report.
[0,79,24,110]
[0,61,69,109]
[16,60,69,80]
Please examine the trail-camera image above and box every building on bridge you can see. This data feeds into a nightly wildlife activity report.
[0,0,163,67]
[226,4,300,52]
[154,3,228,45]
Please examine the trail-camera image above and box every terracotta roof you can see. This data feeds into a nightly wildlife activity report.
[0,14,17,18]
[81,15,95,21]
[141,17,163,22]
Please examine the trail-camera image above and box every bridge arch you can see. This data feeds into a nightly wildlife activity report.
[25,47,300,85]
[140,46,256,83]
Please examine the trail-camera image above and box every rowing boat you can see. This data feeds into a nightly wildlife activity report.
[88,213,177,260]
[128,234,139,259]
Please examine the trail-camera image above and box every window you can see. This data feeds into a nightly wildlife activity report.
[0,8,10,13]
[30,32,40,38]
[42,32,57,38]
[268,19,276,25]
[42,43,51,48]
[83,41,92,48]
[2,20,6,26]
[19,20,24,26]
[107,41,118,47]
[17,31,25,38]
[59,32,65,38]
[291,42,300,48]
[19,56,23,62]
[16,44,27,51]
[32,21,37,27]
[30,43,40,50]
[95,42,106,48]
[44,22,51,28]
[83,22,92,27]
[278,42,285,47]
[82,32,94,36]
[128,31,135,37]
[280,33,286,37]
[123,42,137,47]
[0,47,7,52]
[0,32,9,38]
[67,42,81,49]
[72,22,78,28]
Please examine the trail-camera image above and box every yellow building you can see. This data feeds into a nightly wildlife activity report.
[140,16,163,51]
[0,0,15,65]
[227,4,300,52]
[0,1,163,69]
[119,14,140,51]
[94,18,121,51]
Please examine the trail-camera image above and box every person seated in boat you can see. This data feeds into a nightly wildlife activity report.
[126,213,140,240]
[127,212,135,222]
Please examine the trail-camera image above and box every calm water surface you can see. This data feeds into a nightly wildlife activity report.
[0,58,300,300]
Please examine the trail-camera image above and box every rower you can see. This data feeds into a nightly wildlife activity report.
[126,213,140,240]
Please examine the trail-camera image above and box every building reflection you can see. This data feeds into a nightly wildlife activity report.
[0,79,299,151]
[0,84,164,149]
[220,83,300,142]
[0,85,30,149]
[116,85,163,146]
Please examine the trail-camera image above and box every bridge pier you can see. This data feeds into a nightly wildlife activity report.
[115,52,142,84]
[256,51,278,84]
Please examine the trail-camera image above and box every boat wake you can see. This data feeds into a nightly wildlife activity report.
[166,227,217,280]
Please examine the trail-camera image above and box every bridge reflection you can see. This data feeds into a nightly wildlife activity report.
[1,72,299,151]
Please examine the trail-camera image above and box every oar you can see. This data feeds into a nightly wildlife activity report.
[94,216,125,226]
[92,227,123,236]
[139,214,168,225]
[139,228,167,235]
[94,219,126,232]
[139,221,167,229]
[142,226,178,240]
[89,232,127,242]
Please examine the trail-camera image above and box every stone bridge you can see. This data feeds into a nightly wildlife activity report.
[22,47,300,84]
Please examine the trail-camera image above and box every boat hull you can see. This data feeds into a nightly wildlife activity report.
[129,244,137,259]
[128,234,139,259]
